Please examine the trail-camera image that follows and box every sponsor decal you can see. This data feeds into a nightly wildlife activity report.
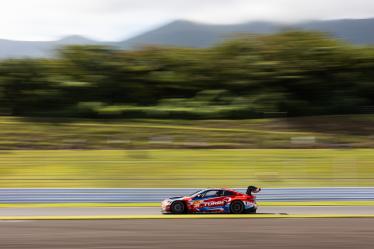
[192,200,203,208]
[244,201,255,208]
[203,201,224,207]
[191,200,225,208]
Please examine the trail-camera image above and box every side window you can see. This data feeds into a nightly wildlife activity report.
[203,190,219,198]
[224,191,235,196]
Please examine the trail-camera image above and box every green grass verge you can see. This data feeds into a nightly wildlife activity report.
[0,149,373,187]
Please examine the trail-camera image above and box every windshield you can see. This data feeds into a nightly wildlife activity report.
[189,189,204,197]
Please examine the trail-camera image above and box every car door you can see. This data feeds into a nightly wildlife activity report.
[197,190,226,212]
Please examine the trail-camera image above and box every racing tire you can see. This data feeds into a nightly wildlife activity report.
[230,201,245,214]
[170,201,186,214]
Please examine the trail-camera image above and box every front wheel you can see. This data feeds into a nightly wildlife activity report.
[230,201,244,214]
[170,201,186,214]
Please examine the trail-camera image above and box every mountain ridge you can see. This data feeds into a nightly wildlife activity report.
[0,18,374,58]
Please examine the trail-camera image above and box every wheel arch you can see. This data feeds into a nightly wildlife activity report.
[171,200,188,214]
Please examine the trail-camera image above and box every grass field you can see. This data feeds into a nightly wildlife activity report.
[0,149,373,188]
[1,115,374,150]
[0,115,373,188]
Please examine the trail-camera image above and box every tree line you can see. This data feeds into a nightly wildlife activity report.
[0,31,373,119]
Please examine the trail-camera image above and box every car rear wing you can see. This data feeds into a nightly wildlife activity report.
[246,186,261,195]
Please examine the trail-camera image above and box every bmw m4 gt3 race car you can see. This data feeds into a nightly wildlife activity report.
[161,186,261,214]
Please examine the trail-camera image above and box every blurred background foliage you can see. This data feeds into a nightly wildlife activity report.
[1,31,374,188]
[1,31,374,119]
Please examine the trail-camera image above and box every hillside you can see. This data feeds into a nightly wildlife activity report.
[119,20,281,49]
[119,18,374,48]
[0,35,102,59]
[1,18,374,58]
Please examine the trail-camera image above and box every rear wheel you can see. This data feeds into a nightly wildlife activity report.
[230,201,244,214]
[170,201,185,214]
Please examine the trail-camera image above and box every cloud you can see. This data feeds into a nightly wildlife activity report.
[0,0,373,41]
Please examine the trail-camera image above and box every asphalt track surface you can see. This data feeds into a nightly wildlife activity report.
[0,219,373,249]
[0,206,373,217]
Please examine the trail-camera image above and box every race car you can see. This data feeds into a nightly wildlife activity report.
[161,186,261,214]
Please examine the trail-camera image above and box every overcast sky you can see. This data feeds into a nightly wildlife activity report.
[1,0,373,41]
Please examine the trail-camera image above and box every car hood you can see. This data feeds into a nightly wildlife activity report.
[163,196,185,201]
